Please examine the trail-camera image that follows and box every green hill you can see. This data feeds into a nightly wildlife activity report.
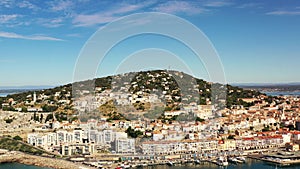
[1,70,268,114]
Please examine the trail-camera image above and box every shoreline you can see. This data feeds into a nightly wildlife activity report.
[0,151,94,169]
[248,154,300,166]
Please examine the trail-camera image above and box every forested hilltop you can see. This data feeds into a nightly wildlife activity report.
[0,70,272,119]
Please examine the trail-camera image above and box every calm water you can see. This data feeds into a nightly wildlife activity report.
[0,93,10,97]
[264,91,300,96]
[0,163,51,169]
[140,159,300,169]
[1,159,300,169]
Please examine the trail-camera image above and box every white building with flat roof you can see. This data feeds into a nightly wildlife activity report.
[113,138,135,154]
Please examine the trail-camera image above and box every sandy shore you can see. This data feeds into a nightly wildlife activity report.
[0,151,94,169]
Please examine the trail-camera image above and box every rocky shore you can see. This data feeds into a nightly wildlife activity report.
[0,150,93,169]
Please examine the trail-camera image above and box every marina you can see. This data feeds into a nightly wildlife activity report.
[1,150,300,169]
[248,151,300,167]
[79,150,300,169]
[84,156,300,169]
[83,153,249,168]
[2,157,300,169]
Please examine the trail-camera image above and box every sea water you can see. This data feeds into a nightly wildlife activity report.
[0,163,51,169]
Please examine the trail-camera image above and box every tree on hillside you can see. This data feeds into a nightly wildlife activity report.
[13,135,22,141]
[40,114,43,122]
[126,126,143,138]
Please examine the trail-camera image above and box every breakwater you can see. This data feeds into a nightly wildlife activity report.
[0,151,92,169]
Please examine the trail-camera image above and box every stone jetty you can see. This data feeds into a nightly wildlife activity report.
[0,150,93,169]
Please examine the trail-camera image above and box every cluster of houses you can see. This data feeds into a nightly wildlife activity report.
[3,71,300,157]
[25,105,300,157]
[1,84,298,157]
[27,121,135,155]
[2,89,72,113]
[73,71,201,113]
[142,134,286,155]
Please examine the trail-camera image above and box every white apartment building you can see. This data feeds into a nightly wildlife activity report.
[113,138,135,154]
[61,143,95,156]
[142,139,218,155]
[27,128,132,156]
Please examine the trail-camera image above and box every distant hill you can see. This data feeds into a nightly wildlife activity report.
[0,86,54,96]
[2,70,267,112]
[0,85,54,90]
[232,82,300,87]
[234,83,300,93]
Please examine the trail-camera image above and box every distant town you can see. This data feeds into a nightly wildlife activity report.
[1,70,300,168]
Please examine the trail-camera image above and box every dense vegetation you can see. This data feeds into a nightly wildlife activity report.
[226,85,263,108]
[0,136,50,155]
[2,70,268,118]
[126,126,143,138]
[6,84,72,104]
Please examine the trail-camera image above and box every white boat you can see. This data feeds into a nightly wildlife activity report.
[228,157,238,164]
[236,156,246,162]
[216,157,229,166]
[122,164,130,168]
[167,161,173,166]
[229,157,244,164]
[130,164,137,168]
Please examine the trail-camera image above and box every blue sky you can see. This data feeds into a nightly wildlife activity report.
[0,0,300,86]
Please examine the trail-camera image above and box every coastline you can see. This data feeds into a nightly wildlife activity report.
[0,151,93,169]
[248,154,300,166]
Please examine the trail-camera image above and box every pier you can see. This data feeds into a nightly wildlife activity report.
[93,153,248,168]
[248,151,300,166]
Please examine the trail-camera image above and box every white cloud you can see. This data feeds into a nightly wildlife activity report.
[72,1,155,27]
[204,0,232,7]
[0,0,14,8]
[17,1,38,10]
[0,31,63,41]
[66,33,82,37]
[0,14,32,27]
[0,14,20,23]
[72,14,116,27]
[49,0,74,12]
[236,3,262,9]
[153,1,207,15]
[112,4,143,14]
[38,17,65,28]
[0,0,39,10]
[266,10,300,16]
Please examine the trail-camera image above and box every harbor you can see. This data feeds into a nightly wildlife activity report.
[248,151,300,167]
[1,148,300,169]
[83,152,248,168]
[80,150,300,169]
[2,157,300,169]
[85,155,300,169]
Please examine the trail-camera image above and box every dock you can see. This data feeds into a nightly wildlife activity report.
[248,152,300,166]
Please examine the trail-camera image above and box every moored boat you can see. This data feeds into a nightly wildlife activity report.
[216,156,229,166]
[236,156,246,162]
[167,161,173,166]
[228,157,239,164]
[228,157,244,164]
